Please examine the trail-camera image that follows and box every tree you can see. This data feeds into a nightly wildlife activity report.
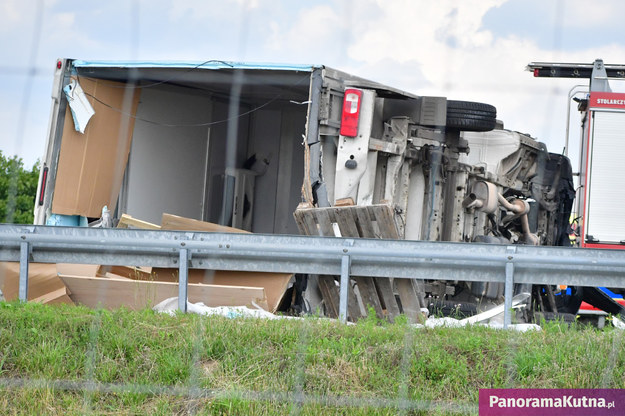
[0,151,40,224]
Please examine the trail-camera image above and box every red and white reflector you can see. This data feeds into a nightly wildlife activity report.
[38,166,48,206]
[340,88,363,137]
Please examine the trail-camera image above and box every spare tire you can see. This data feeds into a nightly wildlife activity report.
[446,100,497,132]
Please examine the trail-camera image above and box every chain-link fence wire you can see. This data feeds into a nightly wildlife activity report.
[2,0,624,414]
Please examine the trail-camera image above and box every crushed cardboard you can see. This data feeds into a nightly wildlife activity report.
[158,213,292,312]
[1,214,292,313]
[59,274,268,311]
[149,269,291,313]
[0,262,73,305]
[97,266,292,310]
[97,214,293,312]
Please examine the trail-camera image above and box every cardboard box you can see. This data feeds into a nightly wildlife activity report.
[0,262,73,305]
[52,77,141,217]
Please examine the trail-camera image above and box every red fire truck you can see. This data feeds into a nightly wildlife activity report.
[529,59,625,325]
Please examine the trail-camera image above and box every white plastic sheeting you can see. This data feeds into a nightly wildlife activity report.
[153,293,545,332]
[63,79,95,134]
[153,297,296,320]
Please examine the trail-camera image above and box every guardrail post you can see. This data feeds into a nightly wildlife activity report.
[504,246,516,329]
[178,248,189,313]
[339,254,351,323]
[18,241,30,301]
[338,239,354,323]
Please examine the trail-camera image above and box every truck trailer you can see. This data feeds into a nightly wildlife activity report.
[34,58,625,323]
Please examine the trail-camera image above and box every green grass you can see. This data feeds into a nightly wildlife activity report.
[0,301,623,415]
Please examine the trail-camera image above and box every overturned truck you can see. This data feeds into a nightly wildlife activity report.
[295,88,580,322]
[36,59,623,322]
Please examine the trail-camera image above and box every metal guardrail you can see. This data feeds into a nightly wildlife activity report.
[2,224,625,327]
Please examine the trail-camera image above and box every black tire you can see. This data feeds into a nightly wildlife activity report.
[427,299,478,318]
[447,100,496,114]
[446,100,497,132]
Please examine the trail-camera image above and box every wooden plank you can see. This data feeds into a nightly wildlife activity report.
[325,208,381,319]
[292,205,413,323]
[370,205,400,239]
[117,214,161,230]
[161,213,249,233]
[293,205,405,322]
[296,208,362,320]
[354,276,384,319]
[354,207,377,238]
[412,278,427,309]
[346,279,362,321]
[395,278,424,324]
[59,275,269,311]
[318,276,361,321]
[353,206,399,320]
[354,206,400,321]
[333,208,360,238]
[318,276,339,318]
[293,209,319,236]
[374,277,400,322]
[313,209,336,237]
[293,210,309,235]
[335,197,355,207]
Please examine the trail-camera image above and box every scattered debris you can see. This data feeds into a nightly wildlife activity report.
[0,262,72,305]
[0,213,293,313]
[153,297,295,320]
[613,316,625,330]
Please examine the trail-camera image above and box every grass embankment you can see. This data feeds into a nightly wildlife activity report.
[0,302,623,415]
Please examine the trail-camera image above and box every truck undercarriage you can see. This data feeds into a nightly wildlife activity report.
[298,83,625,324]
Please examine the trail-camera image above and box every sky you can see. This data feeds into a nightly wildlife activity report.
[2,0,625,172]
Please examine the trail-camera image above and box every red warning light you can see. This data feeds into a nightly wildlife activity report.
[340,89,363,137]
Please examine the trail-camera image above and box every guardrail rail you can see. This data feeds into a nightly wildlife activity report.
[2,224,625,327]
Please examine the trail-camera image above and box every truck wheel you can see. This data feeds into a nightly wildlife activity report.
[446,100,497,132]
